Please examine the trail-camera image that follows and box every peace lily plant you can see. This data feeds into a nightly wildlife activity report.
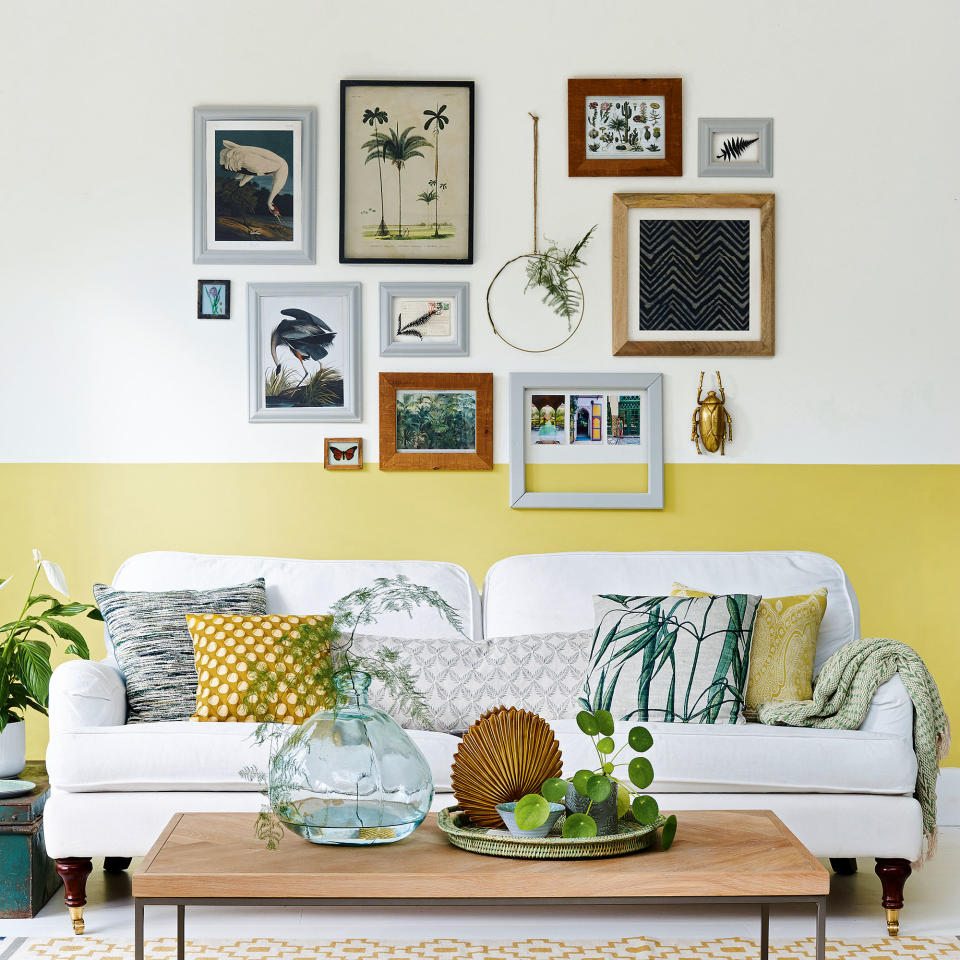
[512,708,678,849]
[0,551,101,774]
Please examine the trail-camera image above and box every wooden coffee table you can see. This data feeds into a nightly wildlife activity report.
[133,809,829,960]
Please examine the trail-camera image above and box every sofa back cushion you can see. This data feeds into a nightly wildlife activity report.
[106,552,482,656]
[483,552,859,674]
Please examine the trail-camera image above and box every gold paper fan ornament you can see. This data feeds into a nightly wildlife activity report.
[451,706,563,828]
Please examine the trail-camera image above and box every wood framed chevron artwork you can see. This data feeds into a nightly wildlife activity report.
[612,193,775,356]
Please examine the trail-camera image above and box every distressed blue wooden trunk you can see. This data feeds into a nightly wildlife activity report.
[0,762,61,918]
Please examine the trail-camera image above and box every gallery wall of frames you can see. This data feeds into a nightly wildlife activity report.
[194,81,774,509]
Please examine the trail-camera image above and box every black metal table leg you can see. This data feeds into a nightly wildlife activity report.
[177,903,185,960]
[816,896,826,960]
[134,901,143,960]
[760,903,769,960]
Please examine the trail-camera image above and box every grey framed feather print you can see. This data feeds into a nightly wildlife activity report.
[248,282,362,422]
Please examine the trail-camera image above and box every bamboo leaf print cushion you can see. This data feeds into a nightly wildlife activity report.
[582,593,761,724]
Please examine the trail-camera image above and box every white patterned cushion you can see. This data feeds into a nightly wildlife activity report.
[349,631,591,732]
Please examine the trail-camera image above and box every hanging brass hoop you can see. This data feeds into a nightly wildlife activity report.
[486,253,585,354]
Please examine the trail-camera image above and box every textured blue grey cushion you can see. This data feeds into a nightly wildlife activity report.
[93,579,267,722]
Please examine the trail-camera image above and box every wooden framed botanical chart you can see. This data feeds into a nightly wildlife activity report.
[193,106,316,264]
[568,79,682,178]
[379,372,492,471]
[612,193,775,357]
[340,80,475,264]
[509,372,664,510]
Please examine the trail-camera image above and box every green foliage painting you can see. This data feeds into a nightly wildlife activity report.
[396,391,476,451]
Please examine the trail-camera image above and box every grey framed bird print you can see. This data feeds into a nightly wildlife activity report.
[194,107,317,264]
[248,282,362,422]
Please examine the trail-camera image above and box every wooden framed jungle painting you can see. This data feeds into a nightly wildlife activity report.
[340,80,475,264]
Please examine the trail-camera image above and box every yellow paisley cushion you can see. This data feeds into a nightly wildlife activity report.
[670,583,828,719]
[186,613,331,723]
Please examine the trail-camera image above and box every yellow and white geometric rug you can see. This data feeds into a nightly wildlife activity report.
[2,938,959,959]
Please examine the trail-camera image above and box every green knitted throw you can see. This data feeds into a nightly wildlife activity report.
[759,637,950,863]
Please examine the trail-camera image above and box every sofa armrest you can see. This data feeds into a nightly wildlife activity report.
[48,659,126,734]
[859,674,913,741]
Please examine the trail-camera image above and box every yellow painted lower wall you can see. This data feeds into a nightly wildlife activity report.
[1,462,956,764]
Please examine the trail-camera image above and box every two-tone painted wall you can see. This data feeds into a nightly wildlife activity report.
[1,0,957,763]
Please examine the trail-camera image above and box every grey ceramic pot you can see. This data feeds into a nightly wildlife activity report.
[564,777,619,835]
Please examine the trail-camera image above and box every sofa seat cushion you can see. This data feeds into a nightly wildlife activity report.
[551,719,917,794]
[46,721,460,794]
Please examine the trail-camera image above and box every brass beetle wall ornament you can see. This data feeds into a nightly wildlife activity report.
[691,371,733,455]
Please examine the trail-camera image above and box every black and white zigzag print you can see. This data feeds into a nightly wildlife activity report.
[638,219,750,332]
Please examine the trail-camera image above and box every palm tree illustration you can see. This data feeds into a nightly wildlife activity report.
[380,124,432,239]
[361,107,390,237]
[422,103,449,237]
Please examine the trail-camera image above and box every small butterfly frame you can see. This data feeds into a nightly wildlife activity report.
[324,437,363,470]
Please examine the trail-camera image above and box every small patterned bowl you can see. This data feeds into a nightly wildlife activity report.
[496,801,564,838]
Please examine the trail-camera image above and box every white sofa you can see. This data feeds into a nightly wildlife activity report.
[45,550,920,935]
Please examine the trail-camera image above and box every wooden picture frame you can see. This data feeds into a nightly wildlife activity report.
[193,106,316,265]
[612,193,775,357]
[568,79,682,178]
[324,437,363,470]
[379,281,469,357]
[379,372,493,471]
[197,280,230,319]
[509,372,664,510]
[340,80,475,264]
[699,118,774,177]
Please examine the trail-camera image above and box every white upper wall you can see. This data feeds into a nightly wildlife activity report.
[0,0,957,464]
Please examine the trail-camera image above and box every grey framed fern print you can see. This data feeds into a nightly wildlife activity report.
[582,593,761,724]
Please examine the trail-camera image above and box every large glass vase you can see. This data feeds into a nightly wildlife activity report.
[268,670,433,845]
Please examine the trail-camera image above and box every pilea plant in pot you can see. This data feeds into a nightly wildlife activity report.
[512,708,678,849]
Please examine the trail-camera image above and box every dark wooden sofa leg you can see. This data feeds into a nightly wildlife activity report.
[875,858,912,936]
[830,857,858,875]
[55,857,93,934]
[104,856,132,874]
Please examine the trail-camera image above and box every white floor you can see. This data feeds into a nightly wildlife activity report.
[2,829,959,943]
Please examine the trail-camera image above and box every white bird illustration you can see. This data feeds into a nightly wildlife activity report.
[218,141,289,222]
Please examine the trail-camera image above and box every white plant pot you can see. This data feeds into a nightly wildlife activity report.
[0,719,26,778]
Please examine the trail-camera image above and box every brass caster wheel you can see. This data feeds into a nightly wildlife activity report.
[69,907,85,935]
[886,908,900,937]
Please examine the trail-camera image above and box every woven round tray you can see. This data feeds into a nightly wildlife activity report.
[437,806,663,860]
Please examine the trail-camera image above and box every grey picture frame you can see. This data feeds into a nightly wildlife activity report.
[379,282,469,357]
[509,372,664,510]
[698,118,773,177]
[194,106,317,264]
[248,282,362,423]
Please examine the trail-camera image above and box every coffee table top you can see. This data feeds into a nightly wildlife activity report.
[133,809,828,900]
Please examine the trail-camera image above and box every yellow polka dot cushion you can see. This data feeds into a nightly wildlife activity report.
[670,583,828,719]
[186,614,332,723]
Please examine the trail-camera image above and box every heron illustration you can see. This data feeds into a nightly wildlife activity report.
[270,309,337,383]
[219,141,289,222]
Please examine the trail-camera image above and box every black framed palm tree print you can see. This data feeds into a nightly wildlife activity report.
[340,80,474,264]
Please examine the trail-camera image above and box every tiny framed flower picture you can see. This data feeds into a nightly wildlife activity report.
[568,78,682,177]
[698,118,774,177]
[197,280,231,319]
[324,437,363,470]
[379,281,469,356]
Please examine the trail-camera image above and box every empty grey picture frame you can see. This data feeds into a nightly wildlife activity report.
[194,106,317,264]
[698,118,773,177]
[248,282,362,423]
[379,282,469,356]
[509,372,664,510]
